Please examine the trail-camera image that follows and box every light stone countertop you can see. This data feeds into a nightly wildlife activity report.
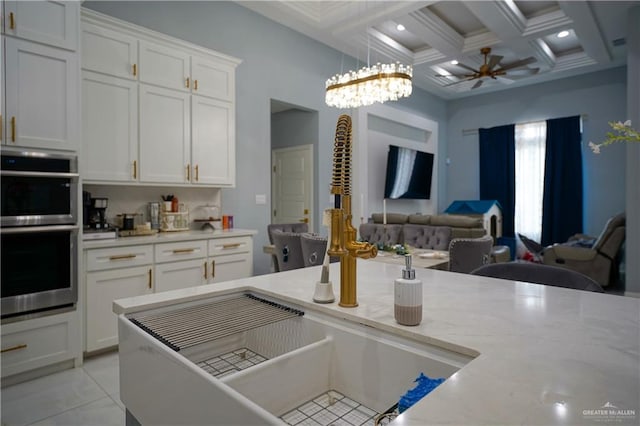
[113,260,640,425]
[83,228,257,249]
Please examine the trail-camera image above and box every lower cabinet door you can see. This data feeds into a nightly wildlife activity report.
[209,253,252,284]
[86,266,153,352]
[155,259,208,293]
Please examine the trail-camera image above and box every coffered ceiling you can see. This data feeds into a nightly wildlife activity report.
[237,1,637,99]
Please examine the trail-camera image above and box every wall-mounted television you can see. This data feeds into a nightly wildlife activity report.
[383,145,434,200]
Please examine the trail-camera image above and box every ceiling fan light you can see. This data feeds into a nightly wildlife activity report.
[451,60,459,65]
[557,30,570,38]
[396,24,405,31]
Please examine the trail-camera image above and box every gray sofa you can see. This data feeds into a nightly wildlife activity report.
[360,213,486,249]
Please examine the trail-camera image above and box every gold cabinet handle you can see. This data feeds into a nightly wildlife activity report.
[222,243,241,249]
[172,248,195,254]
[299,218,309,223]
[204,261,208,279]
[11,116,16,142]
[132,64,137,77]
[109,254,136,261]
[185,77,190,88]
[9,12,15,30]
[148,268,152,289]
[194,80,198,91]
[1,343,27,354]
[186,164,190,181]
[133,160,137,179]
[211,260,215,278]
[195,164,199,181]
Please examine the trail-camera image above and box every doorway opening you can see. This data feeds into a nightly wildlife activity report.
[270,100,318,232]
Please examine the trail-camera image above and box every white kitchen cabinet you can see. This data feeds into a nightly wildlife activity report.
[1,310,80,379]
[80,10,240,187]
[208,236,253,283]
[139,40,190,92]
[85,266,153,352]
[82,71,138,182]
[81,22,137,80]
[139,84,190,184]
[2,1,79,51]
[191,96,235,186]
[83,232,254,352]
[85,244,154,352]
[155,259,209,293]
[2,37,79,151]
[191,55,235,102]
[154,240,208,292]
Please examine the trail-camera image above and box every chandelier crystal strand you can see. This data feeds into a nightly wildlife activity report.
[325,62,413,109]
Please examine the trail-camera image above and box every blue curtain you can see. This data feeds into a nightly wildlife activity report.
[479,124,516,237]
[541,116,583,246]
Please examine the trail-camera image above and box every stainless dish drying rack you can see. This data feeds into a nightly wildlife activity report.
[127,293,304,352]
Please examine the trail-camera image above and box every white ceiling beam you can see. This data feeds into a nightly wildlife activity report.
[464,0,527,39]
[522,9,573,39]
[396,9,464,56]
[558,1,611,63]
[413,48,447,65]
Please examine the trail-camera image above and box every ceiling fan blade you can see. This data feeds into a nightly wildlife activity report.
[504,67,540,76]
[496,56,536,72]
[454,62,479,74]
[487,55,503,70]
[443,78,475,87]
[435,73,474,78]
[471,79,484,89]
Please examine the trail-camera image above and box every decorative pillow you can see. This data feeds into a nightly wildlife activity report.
[371,213,408,224]
[430,214,483,228]
[407,214,431,225]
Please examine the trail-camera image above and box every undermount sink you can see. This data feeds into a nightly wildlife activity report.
[118,292,474,425]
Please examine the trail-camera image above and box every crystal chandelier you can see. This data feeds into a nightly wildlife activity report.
[325,62,413,109]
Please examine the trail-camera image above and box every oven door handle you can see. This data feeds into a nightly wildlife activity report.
[1,171,80,179]
[0,225,79,234]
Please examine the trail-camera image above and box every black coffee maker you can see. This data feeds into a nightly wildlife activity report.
[84,192,109,229]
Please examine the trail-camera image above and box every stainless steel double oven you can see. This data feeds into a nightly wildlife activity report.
[1,148,79,319]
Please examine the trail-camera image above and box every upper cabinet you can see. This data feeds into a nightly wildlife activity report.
[2,1,80,152]
[81,9,241,187]
[2,1,79,51]
[191,55,235,102]
[81,22,137,80]
[139,40,189,92]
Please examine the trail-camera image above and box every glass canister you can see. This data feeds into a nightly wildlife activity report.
[149,202,160,230]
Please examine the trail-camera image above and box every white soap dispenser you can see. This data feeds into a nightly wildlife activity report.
[394,254,422,326]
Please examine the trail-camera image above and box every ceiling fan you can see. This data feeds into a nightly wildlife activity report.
[436,47,539,89]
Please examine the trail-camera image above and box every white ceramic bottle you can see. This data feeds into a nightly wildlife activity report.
[394,254,423,326]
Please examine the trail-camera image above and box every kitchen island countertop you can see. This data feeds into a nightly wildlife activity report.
[113,260,640,425]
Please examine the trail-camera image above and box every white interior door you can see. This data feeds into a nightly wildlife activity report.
[272,145,313,231]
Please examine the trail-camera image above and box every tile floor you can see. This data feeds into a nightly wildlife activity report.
[1,351,124,426]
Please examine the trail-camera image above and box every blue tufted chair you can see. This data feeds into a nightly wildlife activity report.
[402,224,452,250]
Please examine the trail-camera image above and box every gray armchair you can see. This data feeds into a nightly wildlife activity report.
[300,233,328,267]
[270,230,305,272]
[448,235,494,273]
[542,213,625,287]
[471,261,604,292]
[268,223,308,272]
